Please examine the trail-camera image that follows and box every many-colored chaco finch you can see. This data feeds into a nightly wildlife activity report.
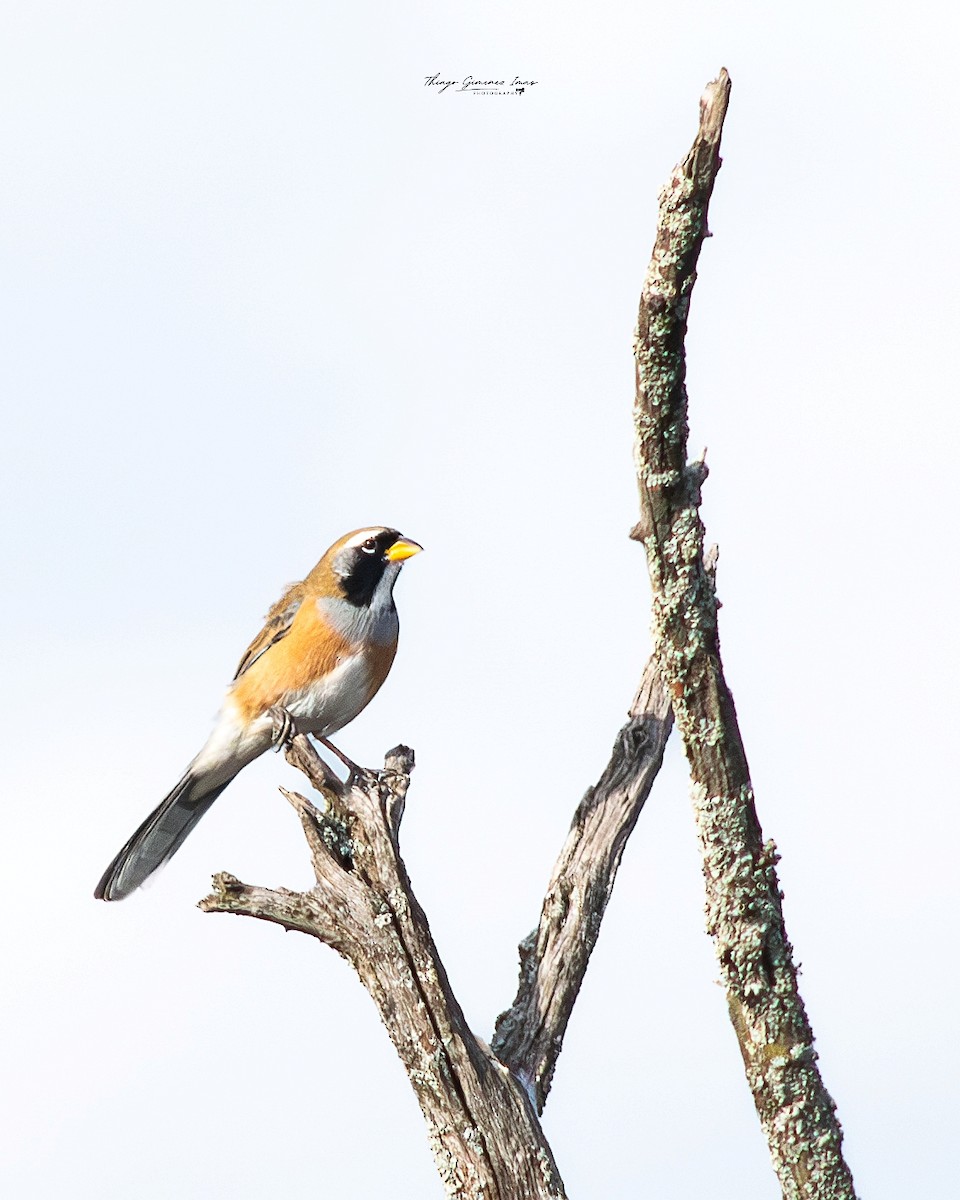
[95,527,422,901]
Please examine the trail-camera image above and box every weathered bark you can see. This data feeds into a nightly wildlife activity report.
[492,656,672,1113]
[630,68,858,1199]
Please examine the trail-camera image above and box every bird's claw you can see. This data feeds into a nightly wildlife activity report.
[317,736,374,784]
[268,705,298,750]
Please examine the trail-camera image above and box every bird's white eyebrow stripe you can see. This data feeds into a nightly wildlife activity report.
[342,528,384,549]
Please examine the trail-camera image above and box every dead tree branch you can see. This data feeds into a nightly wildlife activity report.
[202,657,674,1196]
[492,656,672,1112]
[201,737,567,1200]
[630,68,857,1199]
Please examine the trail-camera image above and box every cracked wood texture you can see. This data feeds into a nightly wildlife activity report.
[492,655,672,1112]
[201,738,566,1200]
[631,68,857,1200]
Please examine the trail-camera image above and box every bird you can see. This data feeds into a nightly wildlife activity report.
[94,526,422,901]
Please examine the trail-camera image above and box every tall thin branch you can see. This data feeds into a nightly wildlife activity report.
[630,68,858,1199]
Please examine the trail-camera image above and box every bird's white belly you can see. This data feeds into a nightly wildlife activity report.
[281,651,371,737]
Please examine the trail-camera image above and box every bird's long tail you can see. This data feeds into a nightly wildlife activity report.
[94,769,235,901]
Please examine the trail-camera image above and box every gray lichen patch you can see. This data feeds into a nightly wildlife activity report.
[689,781,853,1200]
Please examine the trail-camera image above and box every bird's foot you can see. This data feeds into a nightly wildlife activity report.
[318,737,377,785]
[268,705,298,751]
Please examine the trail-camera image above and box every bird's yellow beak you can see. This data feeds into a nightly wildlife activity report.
[385,537,423,562]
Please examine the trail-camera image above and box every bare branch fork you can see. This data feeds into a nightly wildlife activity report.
[201,69,858,1200]
[201,692,673,1200]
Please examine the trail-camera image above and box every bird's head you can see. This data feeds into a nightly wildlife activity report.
[311,527,423,607]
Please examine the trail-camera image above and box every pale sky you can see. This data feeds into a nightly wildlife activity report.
[2,3,957,1197]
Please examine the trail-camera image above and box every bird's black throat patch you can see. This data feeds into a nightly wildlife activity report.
[341,554,388,606]
[338,528,402,607]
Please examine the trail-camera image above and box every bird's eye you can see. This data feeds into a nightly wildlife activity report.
[361,537,377,554]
